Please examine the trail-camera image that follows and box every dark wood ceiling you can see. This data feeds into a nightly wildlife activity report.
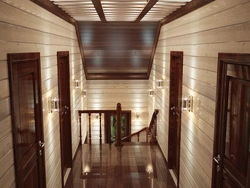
[79,21,158,79]
[31,0,214,80]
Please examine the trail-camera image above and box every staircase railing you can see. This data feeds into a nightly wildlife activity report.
[121,109,159,143]
[121,127,148,142]
[78,105,159,145]
[147,109,159,143]
[78,103,123,146]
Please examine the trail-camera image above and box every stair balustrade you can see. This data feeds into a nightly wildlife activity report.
[78,104,159,145]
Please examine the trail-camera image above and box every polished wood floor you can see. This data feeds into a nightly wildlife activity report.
[65,143,176,188]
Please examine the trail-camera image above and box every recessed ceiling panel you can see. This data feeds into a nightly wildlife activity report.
[49,0,194,79]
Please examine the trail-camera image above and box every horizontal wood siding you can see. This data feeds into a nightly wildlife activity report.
[0,0,86,187]
[149,0,250,187]
[86,80,148,141]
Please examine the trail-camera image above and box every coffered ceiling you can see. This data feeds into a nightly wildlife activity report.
[33,0,212,80]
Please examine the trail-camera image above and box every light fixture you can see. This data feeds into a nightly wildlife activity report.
[136,112,140,119]
[48,97,59,113]
[82,90,87,97]
[95,113,99,119]
[157,80,163,88]
[183,96,193,112]
[183,97,188,111]
[74,79,80,89]
[149,90,154,97]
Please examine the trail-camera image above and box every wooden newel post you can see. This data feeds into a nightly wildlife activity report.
[115,103,123,147]
[78,111,82,145]
[88,113,91,141]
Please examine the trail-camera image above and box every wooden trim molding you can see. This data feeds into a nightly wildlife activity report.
[87,73,148,80]
[147,0,215,78]
[147,22,161,78]
[30,0,88,79]
[160,0,215,25]
[30,0,75,24]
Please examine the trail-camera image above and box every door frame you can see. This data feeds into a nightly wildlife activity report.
[212,53,250,187]
[57,51,72,185]
[168,51,183,187]
[8,52,46,188]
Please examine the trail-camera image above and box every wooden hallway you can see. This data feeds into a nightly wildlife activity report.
[65,143,176,188]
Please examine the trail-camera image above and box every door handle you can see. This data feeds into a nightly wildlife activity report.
[213,154,221,172]
[170,106,175,110]
[64,106,69,109]
[38,141,45,148]
[213,155,220,164]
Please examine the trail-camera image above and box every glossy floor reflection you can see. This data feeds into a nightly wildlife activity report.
[65,143,176,188]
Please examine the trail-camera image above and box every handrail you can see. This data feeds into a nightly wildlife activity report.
[78,103,123,146]
[121,127,148,142]
[148,109,159,143]
[78,107,159,145]
[121,109,159,143]
[148,109,159,129]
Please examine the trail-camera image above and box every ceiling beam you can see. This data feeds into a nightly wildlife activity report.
[91,0,106,22]
[135,0,158,22]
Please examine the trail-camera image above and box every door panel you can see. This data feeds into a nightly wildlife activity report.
[212,53,250,188]
[8,52,45,188]
[223,77,250,187]
[57,51,72,181]
[168,51,183,186]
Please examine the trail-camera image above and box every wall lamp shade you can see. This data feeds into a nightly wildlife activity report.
[95,113,99,119]
[136,112,140,119]
[82,90,87,97]
[157,80,163,88]
[74,79,80,88]
[48,97,59,113]
[149,90,154,97]
[183,96,193,112]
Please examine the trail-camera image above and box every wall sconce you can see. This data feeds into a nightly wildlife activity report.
[157,80,163,88]
[48,97,59,113]
[136,112,140,119]
[149,90,154,97]
[74,79,80,89]
[183,96,193,112]
[82,90,87,97]
[95,113,99,119]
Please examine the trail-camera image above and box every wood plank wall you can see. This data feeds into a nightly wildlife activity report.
[0,0,86,187]
[86,80,149,141]
[149,0,250,187]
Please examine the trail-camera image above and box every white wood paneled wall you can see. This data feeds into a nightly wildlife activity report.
[149,0,250,187]
[86,80,149,138]
[0,0,86,187]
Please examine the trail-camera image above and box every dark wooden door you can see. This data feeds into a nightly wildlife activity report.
[168,51,183,186]
[213,53,250,188]
[57,51,72,182]
[8,52,46,188]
